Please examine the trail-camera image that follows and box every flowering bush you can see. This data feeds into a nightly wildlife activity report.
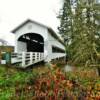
[0,65,100,99]
[14,65,100,100]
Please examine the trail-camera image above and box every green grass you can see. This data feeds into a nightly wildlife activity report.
[0,65,41,99]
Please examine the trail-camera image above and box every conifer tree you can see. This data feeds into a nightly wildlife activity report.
[58,0,72,44]
[58,0,100,65]
[70,0,100,65]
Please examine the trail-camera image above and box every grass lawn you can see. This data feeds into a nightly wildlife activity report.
[0,64,100,100]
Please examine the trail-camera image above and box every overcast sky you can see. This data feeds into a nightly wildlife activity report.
[0,0,63,45]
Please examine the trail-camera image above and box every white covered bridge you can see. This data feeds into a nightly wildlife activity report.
[10,19,66,68]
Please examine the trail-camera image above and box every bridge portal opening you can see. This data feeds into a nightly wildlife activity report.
[18,33,44,52]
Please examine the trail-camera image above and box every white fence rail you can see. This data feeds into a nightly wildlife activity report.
[11,52,44,68]
[1,52,66,68]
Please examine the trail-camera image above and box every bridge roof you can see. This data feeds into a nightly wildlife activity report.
[11,19,65,46]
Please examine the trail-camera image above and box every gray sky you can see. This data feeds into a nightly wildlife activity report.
[0,0,63,45]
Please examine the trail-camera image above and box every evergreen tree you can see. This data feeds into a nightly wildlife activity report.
[58,0,72,45]
[70,0,100,65]
[58,0,100,65]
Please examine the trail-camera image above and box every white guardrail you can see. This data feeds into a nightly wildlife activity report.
[1,52,66,68]
[11,52,44,68]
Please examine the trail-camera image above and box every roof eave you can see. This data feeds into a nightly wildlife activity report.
[48,28,66,47]
[11,19,66,47]
[11,19,48,33]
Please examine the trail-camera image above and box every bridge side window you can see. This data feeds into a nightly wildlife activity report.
[52,46,65,53]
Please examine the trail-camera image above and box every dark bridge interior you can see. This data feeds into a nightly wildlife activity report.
[18,33,44,52]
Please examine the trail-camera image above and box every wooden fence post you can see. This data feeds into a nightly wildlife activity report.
[22,52,26,67]
[35,52,37,62]
[30,52,33,64]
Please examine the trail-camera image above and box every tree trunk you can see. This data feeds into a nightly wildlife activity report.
[97,67,100,76]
